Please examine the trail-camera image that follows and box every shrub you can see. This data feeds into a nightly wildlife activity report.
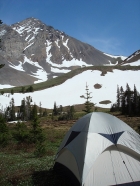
[13,121,30,143]
[0,114,10,146]
[34,142,47,157]
[30,118,46,144]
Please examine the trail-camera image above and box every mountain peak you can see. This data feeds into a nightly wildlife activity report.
[0,17,129,87]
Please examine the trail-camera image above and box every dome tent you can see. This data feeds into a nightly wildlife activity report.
[54,112,140,186]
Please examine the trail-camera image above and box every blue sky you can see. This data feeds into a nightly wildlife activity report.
[0,0,140,56]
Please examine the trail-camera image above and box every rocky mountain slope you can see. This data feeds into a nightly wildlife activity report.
[0,17,125,87]
[121,50,140,66]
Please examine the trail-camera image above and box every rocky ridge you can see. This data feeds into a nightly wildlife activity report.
[0,17,125,87]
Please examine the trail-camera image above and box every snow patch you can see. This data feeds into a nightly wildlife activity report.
[25,34,31,41]
[23,56,48,83]
[122,59,140,66]
[33,69,48,83]
[0,30,7,37]
[0,84,15,89]
[13,26,26,34]
[51,67,71,73]
[104,60,118,66]
[63,39,69,50]
[24,42,34,50]
[8,61,25,72]
[47,56,92,68]
[104,53,126,60]
[28,36,35,43]
[55,40,60,49]
[46,40,52,62]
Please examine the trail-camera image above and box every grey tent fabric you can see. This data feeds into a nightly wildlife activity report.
[54,112,140,186]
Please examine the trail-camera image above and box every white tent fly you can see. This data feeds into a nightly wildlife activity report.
[54,112,140,186]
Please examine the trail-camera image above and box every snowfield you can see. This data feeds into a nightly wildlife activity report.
[122,59,140,66]
[0,69,140,110]
[104,53,126,60]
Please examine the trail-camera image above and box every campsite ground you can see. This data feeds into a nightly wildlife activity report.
[0,111,140,186]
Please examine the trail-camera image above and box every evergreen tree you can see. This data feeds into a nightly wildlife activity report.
[43,109,47,117]
[17,110,20,120]
[9,98,15,121]
[59,105,63,113]
[29,85,33,92]
[68,105,75,120]
[53,101,58,115]
[125,83,133,116]
[1,91,4,95]
[26,86,33,92]
[30,118,45,144]
[21,86,25,93]
[0,114,10,146]
[30,118,46,157]
[13,121,29,143]
[133,84,138,115]
[113,84,140,116]
[25,96,32,120]
[82,83,94,113]
[116,85,120,110]
[20,99,26,120]
[31,103,37,120]
[11,89,14,95]
[4,107,9,121]
[120,86,126,114]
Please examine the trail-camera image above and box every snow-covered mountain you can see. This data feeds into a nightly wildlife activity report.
[0,17,125,87]
[121,50,140,66]
[0,17,140,110]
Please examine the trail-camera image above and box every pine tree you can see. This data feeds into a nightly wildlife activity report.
[1,91,4,95]
[11,89,14,95]
[30,118,45,144]
[30,118,46,157]
[69,105,75,119]
[116,85,120,110]
[120,86,126,114]
[9,98,15,121]
[125,83,133,116]
[31,103,37,120]
[17,110,20,120]
[53,101,58,115]
[29,86,33,92]
[133,84,138,115]
[82,83,94,113]
[21,86,25,93]
[25,96,32,120]
[0,114,10,146]
[20,99,26,120]
[60,105,63,113]
[43,109,47,117]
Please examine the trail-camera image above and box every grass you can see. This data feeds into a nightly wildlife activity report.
[0,122,71,186]
[1,65,140,93]
[0,112,140,186]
